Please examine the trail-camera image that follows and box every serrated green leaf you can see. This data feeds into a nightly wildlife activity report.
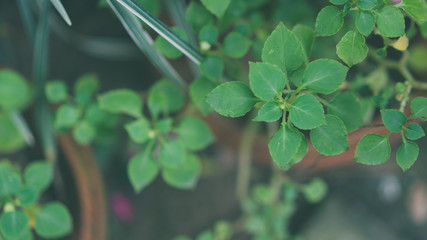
[177,117,214,151]
[148,80,184,118]
[396,141,419,171]
[35,202,73,238]
[199,24,218,44]
[125,118,151,144]
[405,123,425,140]
[262,23,305,73]
[98,89,142,117]
[185,2,212,32]
[268,124,302,168]
[290,94,325,130]
[128,145,159,192]
[381,109,407,132]
[327,92,363,132]
[354,133,391,165]
[292,24,314,62]
[153,27,188,59]
[0,69,31,111]
[224,32,251,58]
[410,97,427,118]
[46,81,67,103]
[356,11,375,36]
[200,56,224,82]
[302,178,327,203]
[249,62,286,101]
[310,115,349,156]
[336,30,368,66]
[329,0,349,5]
[315,6,344,36]
[200,0,231,18]
[0,166,22,197]
[253,102,282,122]
[0,114,26,153]
[398,0,427,23]
[160,140,186,168]
[376,6,405,37]
[24,161,53,192]
[0,211,30,240]
[206,82,258,117]
[190,77,217,115]
[162,154,201,189]
[72,121,96,145]
[301,59,348,94]
[357,0,377,10]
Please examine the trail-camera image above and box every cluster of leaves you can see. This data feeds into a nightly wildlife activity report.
[172,220,233,240]
[0,159,72,239]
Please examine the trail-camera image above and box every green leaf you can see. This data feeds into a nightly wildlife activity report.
[199,24,218,44]
[354,134,391,165]
[292,24,315,62]
[24,161,53,192]
[224,32,251,58]
[156,118,173,133]
[190,77,217,115]
[290,131,308,165]
[0,166,22,197]
[177,117,214,151]
[0,211,30,239]
[0,69,31,111]
[268,124,302,168]
[128,145,159,192]
[356,11,375,36]
[396,141,419,171]
[336,30,368,66]
[410,97,427,118]
[35,202,73,238]
[0,114,26,153]
[310,115,349,156]
[289,65,305,87]
[125,118,151,144]
[253,102,282,122]
[398,0,427,23]
[186,2,212,32]
[54,104,81,130]
[301,59,348,94]
[148,80,184,118]
[160,140,186,168]
[200,0,231,18]
[327,92,363,132]
[405,123,425,140]
[376,6,405,37]
[196,230,214,240]
[153,27,188,59]
[200,56,224,82]
[290,94,325,130]
[249,62,286,101]
[262,22,305,73]
[72,121,96,145]
[302,178,327,203]
[206,82,258,117]
[16,187,39,207]
[315,6,344,36]
[98,89,142,117]
[162,154,201,189]
[381,109,407,132]
[46,81,67,103]
[357,0,377,10]
[74,74,99,105]
[329,0,349,5]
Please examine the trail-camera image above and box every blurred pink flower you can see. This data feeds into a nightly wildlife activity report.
[111,192,134,222]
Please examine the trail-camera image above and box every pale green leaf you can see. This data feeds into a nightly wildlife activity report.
[72,121,96,145]
[125,118,151,144]
[200,0,231,18]
[315,6,344,36]
[0,69,31,111]
[160,140,186,168]
[336,30,368,66]
[128,145,159,192]
[98,89,142,117]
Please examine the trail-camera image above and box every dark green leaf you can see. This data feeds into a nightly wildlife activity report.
[46,81,67,103]
[262,23,305,73]
[125,118,151,144]
[74,74,99,105]
[376,6,405,37]
[301,59,348,94]
[327,92,363,132]
[148,80,184,118]
[310,115,349,156]
[405,123,425,140]
[54,104,81,130]
[398,0,427,23]
[0,114,26,153]
[200,0,231,18]
[0,69,31,111]
[24,161,53,192]
[199,24,218,44]
[290,94,325,130]
[185,2,212,32]
[177,117,214,151]
[381,109,407,132]
[356,11,375,36]
[354,134,391,165]
[396,141,419,171]
[35,202,73,238]
[357,0,377,10]
[224,32,251,58]
[0,211,30,239]
[336,30,368,66]
[249,62,286,101]
[160,140,186,168]
[200,56,224,82]
[162,154,201,189]
[0,166,21,197]
[292,24,315,62]
[268,124,302,168]
[206,82,258,117]
[315,6,344,36]
[98,89,142,117]
[72,121,96,145]
[410,97,427,118]
[190,77,217,115]
[128,145,159,192]
[253,102,282,122]
[302,178,327,203]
